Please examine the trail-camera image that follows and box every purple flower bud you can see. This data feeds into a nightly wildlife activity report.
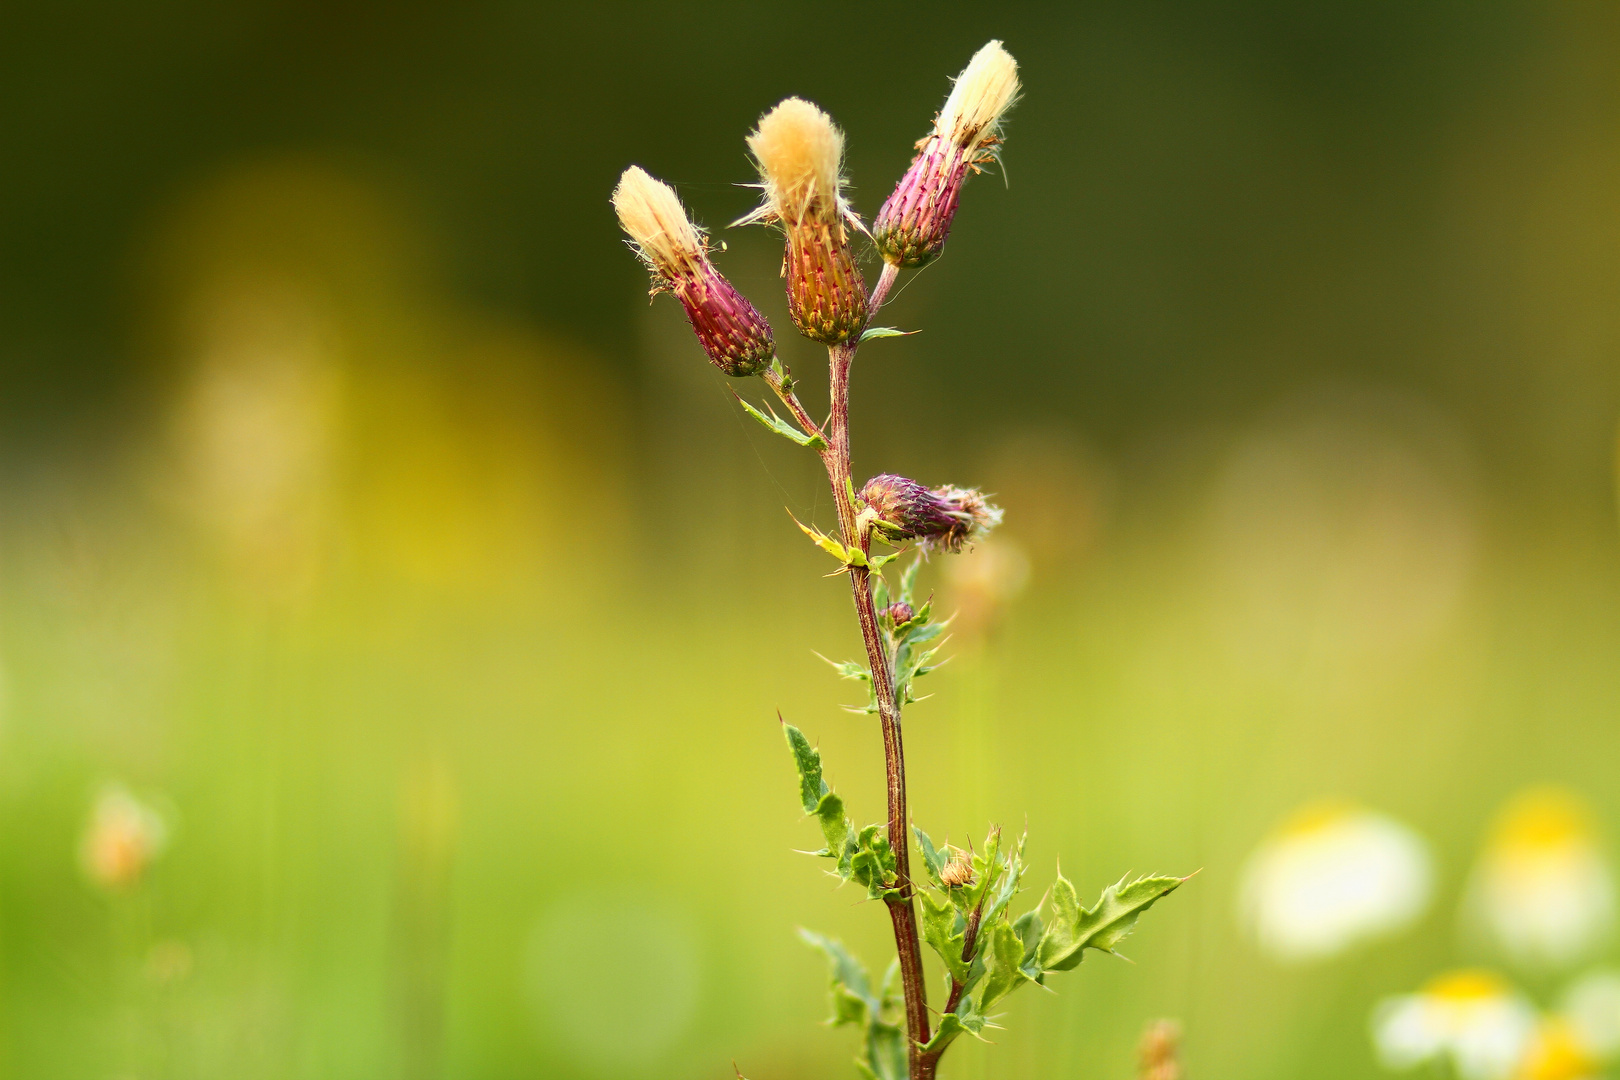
[860,474,1002,553]
[613,166,774,377]
[874,41,1021,269]
[881,601,916,628]
[670,265,776,377]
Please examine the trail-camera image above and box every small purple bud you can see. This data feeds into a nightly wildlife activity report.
[860,474,1003,553]
[880,601,915,629]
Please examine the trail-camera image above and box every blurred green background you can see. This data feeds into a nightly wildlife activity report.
[3,1,1620,1077]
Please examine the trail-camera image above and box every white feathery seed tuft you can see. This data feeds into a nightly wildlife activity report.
[745,98,848,227]
[612,165,705,279]
[936,40,1021,151]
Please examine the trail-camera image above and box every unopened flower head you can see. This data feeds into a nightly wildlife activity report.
[80,785,168,890]
[1372,970,1538,1080]
[742,98,868,345]
[939,849,975,889]
[1466,787,1615,972]
[881,600,916,628]
[874,40,1021,268]
[612,165,774,377]
[1239,801,1432,963]
[860,474,1001,553]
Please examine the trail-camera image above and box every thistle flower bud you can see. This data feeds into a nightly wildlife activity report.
[874,40,1021,268]
[881,601,915,629]
[742,98,868,345]
[612,165,774,377]
[940,850,975,889]
[860,474,1003,553]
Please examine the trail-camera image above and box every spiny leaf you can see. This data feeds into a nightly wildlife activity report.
[919,999,988,1054]
[732,390,827,450]
[913,825,946,888]
[782,722,827,815]
[859,326,918,342]
[791,514,851,563]
[800,932,905,1080]
[815,792,850,856]
[800,929,878,1025]
[1037,872,1186,973]
[978,916,1031,1011]
[918,890,971,985]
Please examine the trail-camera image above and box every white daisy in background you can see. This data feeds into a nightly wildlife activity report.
[80,785,169,891]
[1557,969,1620,1060]
[1372,970,1539,1080]
[1239,801,1433,962]
[1466,788,1615,972]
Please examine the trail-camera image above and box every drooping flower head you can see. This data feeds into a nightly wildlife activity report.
[742,98,868,345]
[612,165,775,377]
[860,474,1001,553]
[874,40,1021,268]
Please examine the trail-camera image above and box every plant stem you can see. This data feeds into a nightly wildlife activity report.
[767,260,930,1078]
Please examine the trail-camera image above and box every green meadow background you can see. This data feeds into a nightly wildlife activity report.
[2,1,1619,1077]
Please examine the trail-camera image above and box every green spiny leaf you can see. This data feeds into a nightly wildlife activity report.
[800,929,878,1025]
[858,326,917,342]
[732,390,827,450]
[792,515,850,562]
[913,826,946,888]
[1037,872,1186,973]
[782,722,827,815]
[919,890,971,984]
[816,791,849,855]
[978,915,1032,1011]
[918,999,988,1054]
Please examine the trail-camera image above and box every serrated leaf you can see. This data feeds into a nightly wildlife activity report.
[1037,872,1185,973]
[800,929,879,1025]
[919,890,971,984]
[978,916,1031,1011]
[859,326,917,342]
[919,999,988,1054]
[816,791,849,855]
[863,1020,907,1080]
[733,390,827,450]
[792,515,850,562]
[783,723,828,815]
[1013,909,1045,982]
[801,931,905,1080]
[913,826,946,888]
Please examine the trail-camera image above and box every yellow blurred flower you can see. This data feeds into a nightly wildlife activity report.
[1240,801,1432,962]
[1373,970,1538,1080]
[1516,1019,1601,1080]
[80,785,168,890]
[1467,788,1615,971]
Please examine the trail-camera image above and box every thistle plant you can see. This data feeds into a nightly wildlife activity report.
[614,41,1187,1080]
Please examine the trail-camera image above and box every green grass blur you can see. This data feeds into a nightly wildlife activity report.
[2,2,1620,1077]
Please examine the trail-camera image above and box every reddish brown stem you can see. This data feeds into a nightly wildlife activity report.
[768,260,933,1079]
